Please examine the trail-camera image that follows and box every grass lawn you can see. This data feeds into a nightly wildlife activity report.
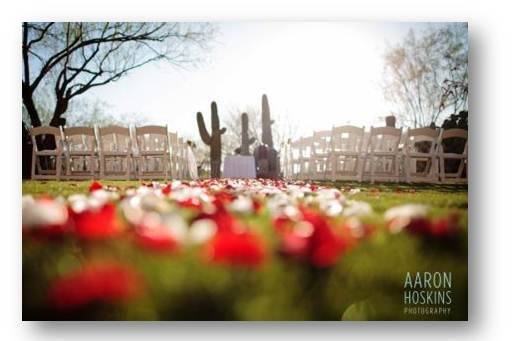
[22,180,468,321]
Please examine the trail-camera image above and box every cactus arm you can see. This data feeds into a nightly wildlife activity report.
[196,112,212,145]
[213,127,226,136]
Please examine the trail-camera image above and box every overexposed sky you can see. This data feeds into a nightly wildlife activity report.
[83,22,435,140]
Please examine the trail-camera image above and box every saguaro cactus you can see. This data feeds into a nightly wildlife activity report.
[197,102,226,178]
[261,94,274,148]
[239,113,256,155]
[254,94,280,179]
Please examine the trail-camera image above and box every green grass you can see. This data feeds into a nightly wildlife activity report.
[22,180,141,197]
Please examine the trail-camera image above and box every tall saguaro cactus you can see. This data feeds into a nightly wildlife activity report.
[239,113,256,155]
[261,94,274,148]
[254,94,280,179]
[197,102,226,178]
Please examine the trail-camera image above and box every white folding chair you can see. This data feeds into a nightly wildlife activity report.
[363,126,403,183]
[30,126,64,180]
[330,125,365,182]
[437,129,468,184]
[134,125,170,180]
[310,130,332,180]
[61,126,99,179]
[98,126,133,180]
[403,127,440,183]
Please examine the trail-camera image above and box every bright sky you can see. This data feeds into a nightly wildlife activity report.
[83,22,434,141]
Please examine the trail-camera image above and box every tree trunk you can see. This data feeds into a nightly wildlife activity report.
[22,123,33,179]
[22,83,41,128]
[50,98,69,127]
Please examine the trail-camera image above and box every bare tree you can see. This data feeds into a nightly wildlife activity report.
[64,99,147,127]
[22,22,216,128]
[382,23,468,128]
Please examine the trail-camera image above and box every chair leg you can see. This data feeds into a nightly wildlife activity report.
[164,156,169,181]
[394,155,400,183]
[369,155,375,184]
[330,155,336,181]
[432,157,439,183]
[64,154,70,177]
[56,155,62,180]
[427,156,434,183]
[127,156,132,180]
[91,155,96,179]
[31,150,36,179]
[404,156,410,183]
[456,157,465,179]
[357,156,363,182]
[100,156,105,179]
[464,158,468,181]
[440,156,445,183]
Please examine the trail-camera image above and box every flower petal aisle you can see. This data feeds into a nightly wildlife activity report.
[22,179,468,320]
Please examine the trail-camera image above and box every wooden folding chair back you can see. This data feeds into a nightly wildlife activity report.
[403,127,440,183]
[331,125,365,154]
[99,126,132,154]
[311,130,332,157]
[330,125,365,181]
[135,125,169,153]
[310,130,332,180]
[63,127,96,153]
[98,126,132,179]
[367,127,402,154]
[134,125,169,180]
[437,128,468,183]
[404,127,439,155]
[364,126,403,183]
[29,126,64,180]
[61,126,98,179]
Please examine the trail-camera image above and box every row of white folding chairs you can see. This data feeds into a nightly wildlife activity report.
[281,126,468,184]
[29,125,190,180]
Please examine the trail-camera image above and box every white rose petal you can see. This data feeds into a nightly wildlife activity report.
[384,204,428,221]
[229,196,253,213]
[162,214,188,242]
[22,199,68,228]
[343,200,373,217]
[189,219,217,244]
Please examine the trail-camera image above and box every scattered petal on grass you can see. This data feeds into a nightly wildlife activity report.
[88,181,103,192]
[70,203,123,240]
[205,231,266,268]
